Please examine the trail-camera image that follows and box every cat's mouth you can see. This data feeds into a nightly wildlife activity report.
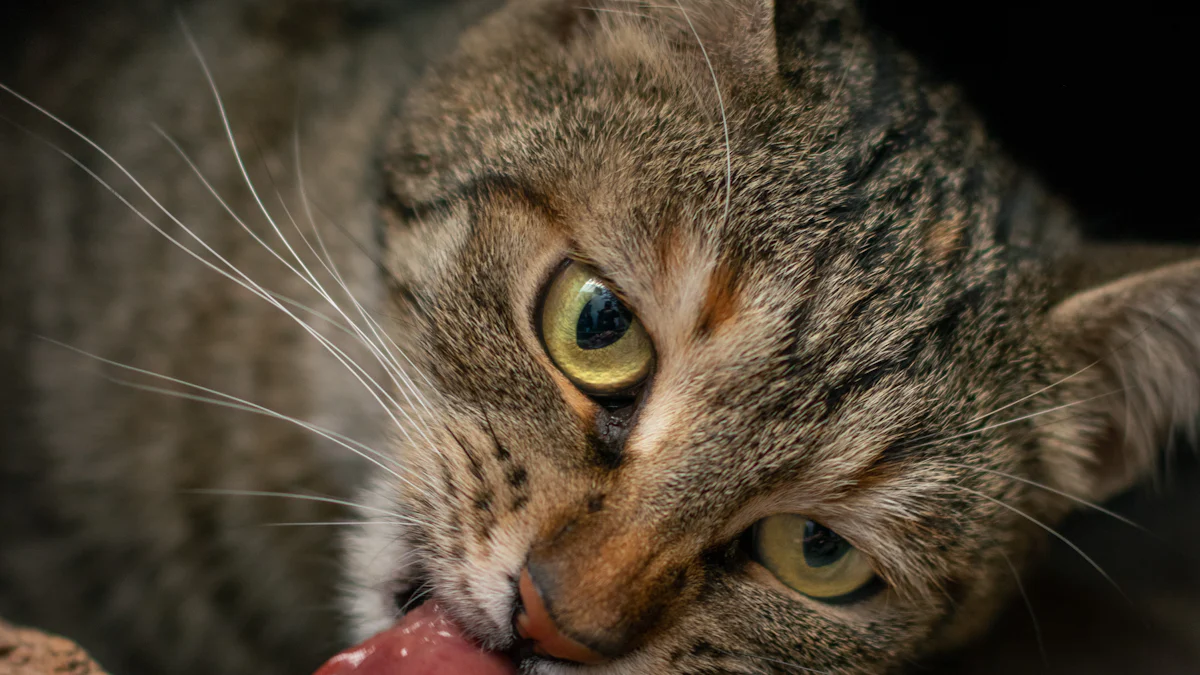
[314,601,520,675]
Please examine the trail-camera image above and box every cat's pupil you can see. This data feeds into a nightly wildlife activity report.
[803,521,849,568]
[576,286,634,350]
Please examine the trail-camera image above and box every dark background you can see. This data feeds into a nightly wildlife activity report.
[3,1,1195,244]
[862,0,1194,242]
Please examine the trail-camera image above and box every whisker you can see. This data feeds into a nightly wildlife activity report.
[180,24,427,422]
[176,15,319,287]
[998,549,1048,670]
[173,17,449,457]
[43,337,450,500]
[148,125,318,312]
[945,462,1149,533]
[616,1,681,9]
[0,89,426,448]
[103,378,445,501]
[146,125,429,444]
[399,583,434,616]
[949,483,1130,606]
[262,288,360,336]
[905,389,1124,452]
[260,521,413,528]
[962,288,1199,432]
[672,0,733,230]
[291,127,443,438]
[187,488,409,521]
[582,7,655,21]
[273,145,441,450]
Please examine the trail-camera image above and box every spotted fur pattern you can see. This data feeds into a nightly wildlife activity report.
[2,1,1197,675]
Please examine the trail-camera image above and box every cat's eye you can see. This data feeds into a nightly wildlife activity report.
[538,261,653,396]
[752,514,878,603]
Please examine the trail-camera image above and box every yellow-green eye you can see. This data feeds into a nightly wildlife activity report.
[539,262,653,396]
[753,514,878,603]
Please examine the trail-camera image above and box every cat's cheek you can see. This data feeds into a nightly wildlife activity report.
[341,485,423,641]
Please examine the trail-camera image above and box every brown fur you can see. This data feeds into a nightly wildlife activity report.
[1,1,1197,674]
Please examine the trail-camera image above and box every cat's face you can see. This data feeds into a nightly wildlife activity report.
[344,1,1200,673]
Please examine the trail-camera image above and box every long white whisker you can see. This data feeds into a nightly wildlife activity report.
[963,365,1099,430]
[107,379,447,500]
[0,86,421,447]
[963,295,1192,431]
[187,488,409,520]
[170,18,448,456]
[998,549,1048,669]
[399,583,434,616]
[951,484,1129,605]
[179,16,436,431]
[106,375,399,468]
[304,215,429,414]
[176,15,319,290]
[290,125,442,421]
[239,113,445,463]
[263,288,359,336]
[149,125,322,305]
[585,8,651,19]
[151,121,369,352]
[946,462,1148,533]
[42,338,448,500]
[145,124,423,440]
[260,521,410,528]
[268,164,442,454]
[672,1,733,230]
[907,390,1124,451]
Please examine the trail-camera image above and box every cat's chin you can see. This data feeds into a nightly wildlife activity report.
[339,484,522,650]
[340,484,424,641]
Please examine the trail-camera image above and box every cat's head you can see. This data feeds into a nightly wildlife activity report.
[345,1,1200,672]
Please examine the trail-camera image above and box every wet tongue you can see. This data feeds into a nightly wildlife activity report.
[314,603,518,675]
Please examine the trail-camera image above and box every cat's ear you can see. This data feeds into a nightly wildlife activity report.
[772,0,864,80]
[680,0,865,81]
[587,0,783,79]
[647,0,865,82]
[710,0,781,80]
[1043,245,1200,501]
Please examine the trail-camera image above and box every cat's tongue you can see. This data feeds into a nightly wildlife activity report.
[314,603,517,675]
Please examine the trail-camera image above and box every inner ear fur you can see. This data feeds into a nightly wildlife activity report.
[1044,243,1200,502]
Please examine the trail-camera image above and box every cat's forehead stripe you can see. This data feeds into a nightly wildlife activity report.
[694,258,741,339]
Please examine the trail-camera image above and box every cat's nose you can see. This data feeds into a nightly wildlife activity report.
[514,507,695,662]
[515,567,608,664]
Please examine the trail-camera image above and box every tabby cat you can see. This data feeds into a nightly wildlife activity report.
[1,1,1197,674]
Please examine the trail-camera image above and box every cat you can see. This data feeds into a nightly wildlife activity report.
[1,1,1198,674]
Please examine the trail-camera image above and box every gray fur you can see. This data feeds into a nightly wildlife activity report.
[1,1,1197,674]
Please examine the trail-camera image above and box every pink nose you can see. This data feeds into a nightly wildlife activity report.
[515,567,608,664]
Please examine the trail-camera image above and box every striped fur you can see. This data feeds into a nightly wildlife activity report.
[1,1,1196,674]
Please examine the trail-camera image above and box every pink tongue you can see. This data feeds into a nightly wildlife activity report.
[314,603,518,675]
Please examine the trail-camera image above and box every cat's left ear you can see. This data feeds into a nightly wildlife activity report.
[664,0,866,82]
[708,0,867,78]
[1043,245,1200,501]
[706,0,781,80]
[771,0,863,79]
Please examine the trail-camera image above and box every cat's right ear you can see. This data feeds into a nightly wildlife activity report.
[1041,245,1200,502]
[772,0,863,80]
